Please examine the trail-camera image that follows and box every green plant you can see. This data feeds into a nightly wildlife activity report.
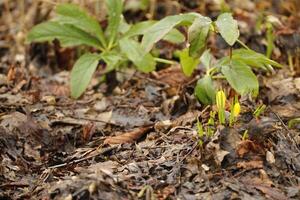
[196,118,204,146]
[28,2,281,100]
[27,1,185,98]
[242,130,248,140]
[288,118,300,129]
[187,13,282,105]
[216,90,226,125]
[253,104,266,118]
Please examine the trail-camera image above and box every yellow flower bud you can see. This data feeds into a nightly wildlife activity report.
[232,102,241,117]
[216,90,226,110]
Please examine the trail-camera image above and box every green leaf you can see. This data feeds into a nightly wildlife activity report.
[163,28,185,44]
[200,49,213,70]
[232,49,282,69]
[70,53,102,98]
[27,21,102,48]
[179,48,200,77]
[123,20,184,44]
[119,38,156,72]
[141,13,199,52]
[195,75,216,105]
[123,20,156,38]
[188,16,212,57]
[105,0,123,48]
[56,3,106,47]
[101,51,124,72]
[221,60,259,96]
[215,13,239,46]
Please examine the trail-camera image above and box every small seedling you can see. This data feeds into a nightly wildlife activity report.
[253,104,266,118]
[207,111,216,137]
[216,90,226,125]
[242,130,249,140]
[288,118,300,129]
[196,118,204,146]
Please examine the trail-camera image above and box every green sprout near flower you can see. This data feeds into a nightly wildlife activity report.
[216,90,226,125]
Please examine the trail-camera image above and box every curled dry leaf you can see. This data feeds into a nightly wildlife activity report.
[104,126,152,145]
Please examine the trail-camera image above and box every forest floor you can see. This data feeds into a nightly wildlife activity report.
[0,1,300,199]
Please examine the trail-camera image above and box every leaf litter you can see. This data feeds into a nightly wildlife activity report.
[1,0,300,199]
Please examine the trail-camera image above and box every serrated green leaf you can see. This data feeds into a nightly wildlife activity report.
[195,75,216,105]
[141,13,199,52]
[179,48,200,77]
[55,3,106,47]
[215,13,239,46]
[106,0,123,48]
[70,53,102,98]
[188,16,212,57]
[27,21,102,48]
[119,38,156,72]
[221,60,259,96]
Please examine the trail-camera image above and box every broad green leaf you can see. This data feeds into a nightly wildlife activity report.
[106,0,123,47]
[179,48,200,77]
[141,13,199,52]
[195,75,216,105]
[215,13,239,46]
[70,53,102,98]
[123,20,184,43]
[101,51,124,72]
[27,21,102,48]
[56,3,106,47]
[119,38,155,72]
[123,20,156,38]
[221,60,259,96]
[188,16,212,57]
[163,28,185,44]
[200,49,213,70]
[118,17,131,34]
[232,49,282,69]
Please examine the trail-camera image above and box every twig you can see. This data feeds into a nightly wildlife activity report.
[270,109,300,150]
[48,145,118,169]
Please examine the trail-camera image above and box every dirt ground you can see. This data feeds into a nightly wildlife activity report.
[0,0,300,199]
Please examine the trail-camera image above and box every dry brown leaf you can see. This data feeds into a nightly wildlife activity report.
[237,160,264,169]
[153,65,190,88]
[236,140,265,158]
[104,126,152,145]
[82,122,96,141]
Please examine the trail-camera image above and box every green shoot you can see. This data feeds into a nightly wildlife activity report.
[242,130,249,140]
[288,118,300,129]
[216,90,226,125]
[196,118,204,146]
[253,104,266,118]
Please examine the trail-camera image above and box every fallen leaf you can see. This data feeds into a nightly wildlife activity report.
[104,126,152,145]
[237,160,264,169]
[82,122,96,141]
[236,140,265,158]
